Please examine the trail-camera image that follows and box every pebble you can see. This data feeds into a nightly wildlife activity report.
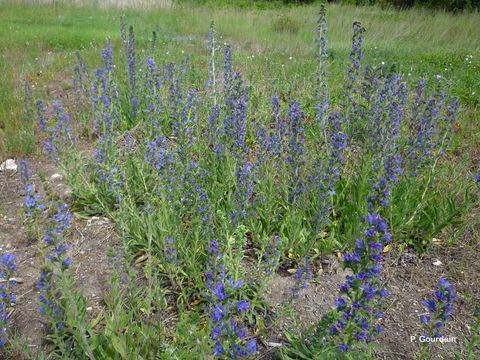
[50,173,63,181]
[267,342,282,348]
[86,216,110,227]
[0,159,17,171]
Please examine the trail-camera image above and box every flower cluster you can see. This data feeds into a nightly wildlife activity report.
[163,62,184,129]
[328,213,391,352]
[419,278,456,337]
[314,4,329,136]
[43,100,76,163]
[178,161,211,224]
[35,99,49,132]
[285,100,306,205]
[345,21,365,107]
[164,237,179,266]
[311,112,348,228]
[0,254,16,349]
[92,45,123,197]
[291,256,313,300]
[231,160,255,222]
[126,25,138,118]
[145,134,176,195]
[222,45,249,159]
[405,81,459,175]
[261,235,281,276]
[37,202,72,330]
[19,160,45,219]
[204,240,256,358]
[144,57,163,133]
[35,98,76,162]
[73,51,90,107]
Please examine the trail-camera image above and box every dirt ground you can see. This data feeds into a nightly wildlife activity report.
[0,155,117,358]
[1,155,479,360]
[260,209,480,359]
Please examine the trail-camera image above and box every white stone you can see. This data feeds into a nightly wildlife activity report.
[50,173,63,181]
[432,259,442,266]
[86,216,110,227]
[267,342,282,348]
[0,159,17,172]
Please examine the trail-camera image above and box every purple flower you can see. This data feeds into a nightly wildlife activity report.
[213,341,224,356]
[291,256,312,300]
[419,278,456,337]
[204,235,255,358]
[236,300,249,312]
[0,253,16,348]
[314,4,329,138]
[262,235,281,276]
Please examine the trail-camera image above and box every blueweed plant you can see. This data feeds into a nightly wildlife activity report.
[203,240,257,358]
[419,278,456,337]
[34,99,76,162]
[314,3,329,140]
[19,160,46,221]
[0,254,16,349]
[261,235,281,276]
[325,213,390,352]
[418,278,456,359]
[37,201,72,330]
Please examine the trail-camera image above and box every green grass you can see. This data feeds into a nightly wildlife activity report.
[1,1,479,158]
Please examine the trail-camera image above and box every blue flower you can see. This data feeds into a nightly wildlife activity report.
[419,278,456,337]
[236,300,249,312]
[0,253,16,348]
[204,237,255,357]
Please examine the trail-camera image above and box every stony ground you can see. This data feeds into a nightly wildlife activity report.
[0,156,479,359]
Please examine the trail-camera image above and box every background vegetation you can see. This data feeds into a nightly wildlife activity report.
[1,1,479,158]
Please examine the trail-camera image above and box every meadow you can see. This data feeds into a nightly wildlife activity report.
[0,1,479,359]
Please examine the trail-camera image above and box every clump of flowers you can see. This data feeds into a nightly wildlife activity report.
[285,100,306,205]
[232,160,255,222]
[0,254,17,349]
[145,134,176,196]
[35,100,76,163]
[37,202,72,332]
[405,81,459,176]
[311,112,348,229]
[291,256,313,300]
[164,237,179,265]
[92,44,123,198]
[344,21,365,112]
[327,213,391,352]
[419,278,456,337]
[314,4,329,138]
[261,235,281,276]
[18,160,46,225]
[203,240,257,358]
